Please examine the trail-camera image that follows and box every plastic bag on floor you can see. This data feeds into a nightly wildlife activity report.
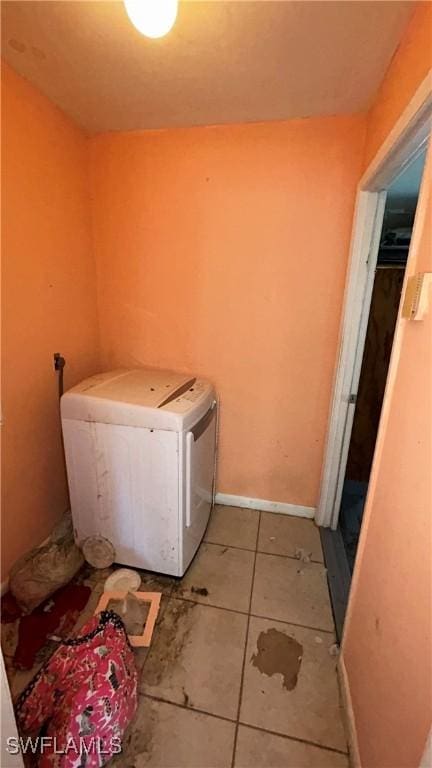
[9,512,84,613]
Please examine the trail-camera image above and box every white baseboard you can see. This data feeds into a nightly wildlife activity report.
[338,653,361,768]
[214,492,315,519]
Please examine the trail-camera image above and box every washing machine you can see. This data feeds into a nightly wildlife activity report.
[61,368,217,576]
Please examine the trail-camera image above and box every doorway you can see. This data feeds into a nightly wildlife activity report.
[338,149,426,572]
[320,146,428,638]
[317,77,431,639]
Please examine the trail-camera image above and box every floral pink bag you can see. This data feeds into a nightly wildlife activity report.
[16,610,138,767]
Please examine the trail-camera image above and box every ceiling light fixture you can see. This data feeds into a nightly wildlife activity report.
[124,0,178,39]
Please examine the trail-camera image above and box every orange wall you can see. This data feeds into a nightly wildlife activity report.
[342,5,432,766]
[364,1,432,167]
[343,148,432,768]
[1,64,100,579]
[89,115,366,508]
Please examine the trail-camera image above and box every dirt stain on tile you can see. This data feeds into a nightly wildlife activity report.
[116,706,157,765]
[182,686,192,707]
[191,586,209,596]
[251,628,303,690]
[143,600,197,687]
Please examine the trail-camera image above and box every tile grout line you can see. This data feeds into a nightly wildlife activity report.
[203,539,255,553]
[236,720,349,758]
[139,688,349,757]
[169,593,336,636]
[134,523,341,763]
[138,557,334,691]
[140,691,236,726]
[230,511,262,768]
[204,538,324,565]
[256,550,324,565]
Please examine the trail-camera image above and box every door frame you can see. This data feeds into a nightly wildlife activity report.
[316,72,432,529]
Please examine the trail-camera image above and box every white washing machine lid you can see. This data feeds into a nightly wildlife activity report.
[61,368,215,431]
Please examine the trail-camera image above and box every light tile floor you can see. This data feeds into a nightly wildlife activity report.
[114,506,349,767]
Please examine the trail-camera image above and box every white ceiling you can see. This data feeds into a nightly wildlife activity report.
[1,0,414,134]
